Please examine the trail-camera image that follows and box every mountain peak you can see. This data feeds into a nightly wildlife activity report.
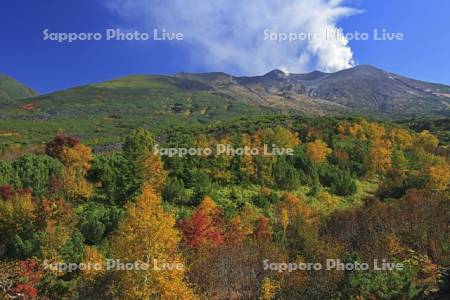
[352,64,383,72]
[264,69,288,78]
[291,70,328,81]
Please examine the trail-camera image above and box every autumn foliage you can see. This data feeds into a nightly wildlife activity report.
[306,139,331,164]
[110,184,197,299]
[0,120,448,299]
[180,196,224,250]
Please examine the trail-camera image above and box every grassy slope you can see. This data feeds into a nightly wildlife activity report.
[0,75,277,145]
[0,74,37,103]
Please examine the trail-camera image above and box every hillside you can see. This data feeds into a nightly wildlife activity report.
[0,65,449,145]
[0,74,37,104]
[0,75,277,145]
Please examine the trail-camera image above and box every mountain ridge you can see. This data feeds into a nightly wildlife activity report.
[3,65,450,117]
[175,64,450,115]
[0,65,449,145]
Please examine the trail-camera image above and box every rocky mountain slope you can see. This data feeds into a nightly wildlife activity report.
[177,65,450,116]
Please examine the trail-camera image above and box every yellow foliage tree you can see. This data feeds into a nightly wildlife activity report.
[239,204,261,236]
[141,152,167,194]
[389,128,413,149]
[110,184,196,300]
[39,223,73,264]
[365,122,386,140]
[60,143,93,200]
[225,204,261,243]
[271,127,301,148]
[306,127,323,140]
[225,216,245,243]
[197,195,218,215]
[38,199,77,263]
[280,208,289,234]
[210,135,233,182]
[81,246,105,281]
[369,138,393,174]
[193,134,211,150]
[348,123,365,139]
[259,277,279,300]
[306,140,331,164]
[386,234,404,257]
[240,134,256,177]
[338,121,366,141]
[414,130,439,153]
[276,193,312,226]
[426,163,450,191]
[318,191,339,211]
[0,190,35,237]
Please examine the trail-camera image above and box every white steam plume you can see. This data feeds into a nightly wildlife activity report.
[106,0,360,74]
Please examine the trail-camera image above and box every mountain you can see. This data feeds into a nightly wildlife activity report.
[177,65,450,116]
[0,74,37,103]
[0,66,449,145]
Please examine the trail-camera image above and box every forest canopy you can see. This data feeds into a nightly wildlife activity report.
[0,115,449,299]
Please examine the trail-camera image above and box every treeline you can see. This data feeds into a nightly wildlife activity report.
[0,116,449,299]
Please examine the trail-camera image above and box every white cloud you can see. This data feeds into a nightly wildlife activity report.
[105,0,360,74]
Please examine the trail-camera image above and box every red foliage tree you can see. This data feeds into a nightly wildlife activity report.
[180,197,224,249]
[254,217,272,240]
[10,260,43,299]
[0,185,14,200]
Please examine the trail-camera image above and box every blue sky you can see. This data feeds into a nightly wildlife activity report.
[0,0,449,94]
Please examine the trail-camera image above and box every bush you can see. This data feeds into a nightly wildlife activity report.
[184,169,218,205]
[12,155,63,196]
[88,154,135,206]
[330,170,357,196]
[0,160,20,187]
[77,203,123,245]
[318,165,357,196]
[163,177,188,205]
[252,187,279,209]
[272,158,300,190]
